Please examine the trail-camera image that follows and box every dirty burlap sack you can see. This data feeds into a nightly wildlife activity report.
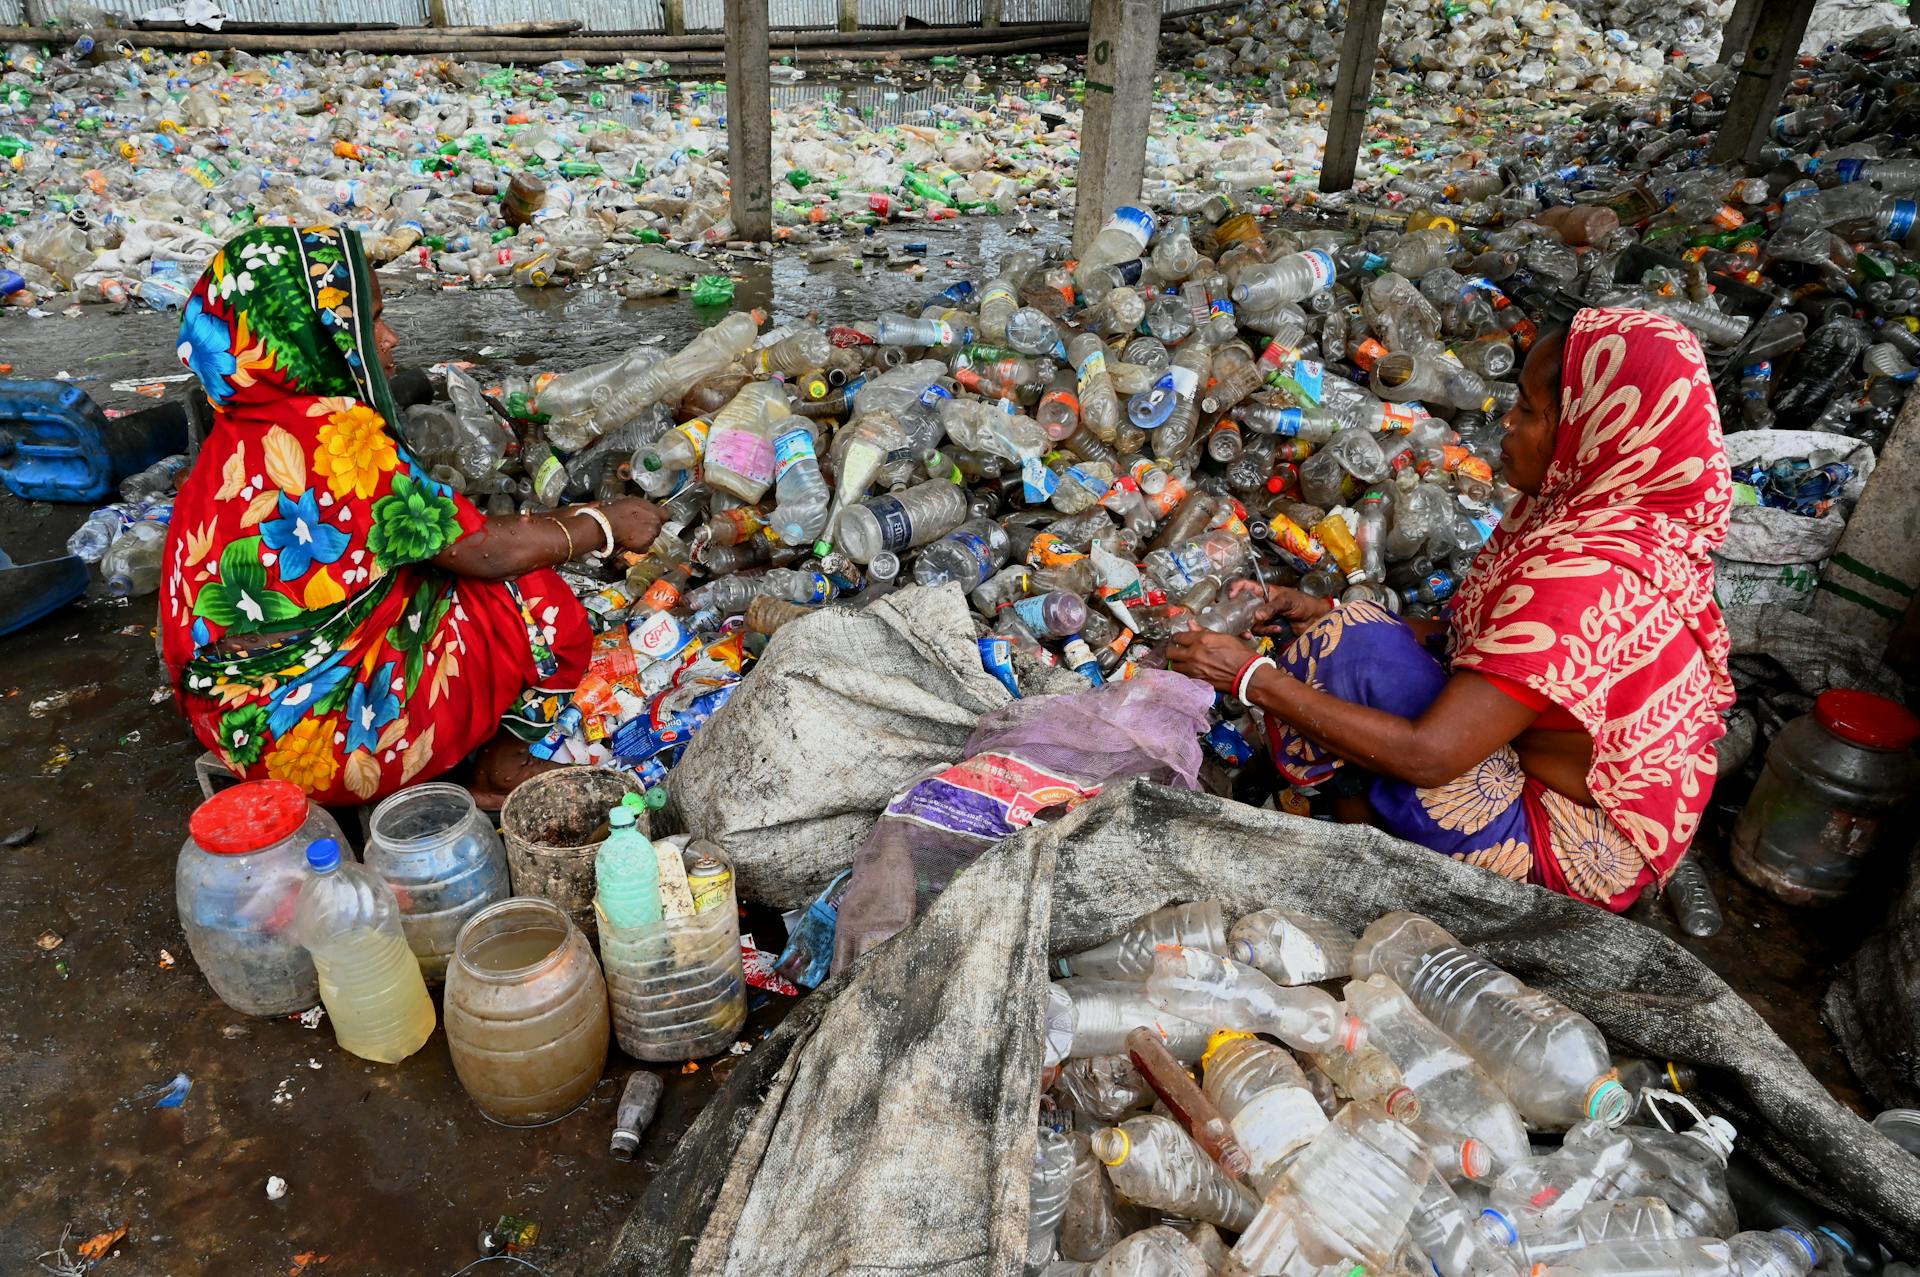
[605,781,1920,1275]
[665,584,1078,912]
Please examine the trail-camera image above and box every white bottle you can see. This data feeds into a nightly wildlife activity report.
[292,838,436,1064]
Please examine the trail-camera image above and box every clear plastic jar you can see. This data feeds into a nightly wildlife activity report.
[1732,689,1920,906]
[176,779,341,1017]
[364,783,512,982]
[444,897,610,1126]
[600,840,747,1062]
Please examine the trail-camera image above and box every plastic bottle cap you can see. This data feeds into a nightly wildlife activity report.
[189,779,310,855]
[1781,1230,1821,1266]
[1201,1028,1255,1071]
[306,838,342,872]
[1480,1209,1518,1246]
[1587,1077,1631,1126]
[1458,1138,1492,1180]
[1093,1127,1130,1166]
[609,805,636,829]
[1813,688,1920,751]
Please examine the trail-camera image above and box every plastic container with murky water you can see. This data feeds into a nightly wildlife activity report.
[1731,690,1920,907]
[444,897,610,1126]
[176,779,341,1017]
[600,839,747,1062]
[364,782,512,983]
[500,768,643,938]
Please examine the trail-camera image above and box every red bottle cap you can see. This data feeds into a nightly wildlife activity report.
[1814,689,1920,752]
[189,779,311,855]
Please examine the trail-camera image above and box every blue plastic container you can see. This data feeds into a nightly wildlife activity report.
[0,380,189,503]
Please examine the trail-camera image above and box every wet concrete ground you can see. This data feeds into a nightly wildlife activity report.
[0,217,1877,1274]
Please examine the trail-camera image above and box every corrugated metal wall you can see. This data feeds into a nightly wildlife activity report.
[0,0,21,24]
[442,0,661,28]
[80,0,430,22]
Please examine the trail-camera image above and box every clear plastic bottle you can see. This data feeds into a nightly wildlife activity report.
[120,454,191,502]
[1057,978,1211,1062]
[1548,1229,1820,1277]
[752,328,831,377]
[1075,207,1157,288]
[1056,900,1226,979]
[1006,590,1088,639]
[543,312,757,451]
[912,516,1011,589]
[292,838,436,1065]
[1233,1100,1432,1272]
[1664,854,1724,938]
[1231,249,1337,310]
[1138,341,1213,462]
[869,312,955,348]
[1008,306,1064,357]
[1344,974,1531,1168]
[1029,1126,1077,1267]
[1353,913,1630,1130]
[1202,1032,1329,1191]
[1128,1025,1252,1178]
[1092,1114,1259,1232]
[1410,1176,1527,1277]
[702,382,792,503]
[769,420,830,546]
[594,805,662,930]
[102,518,168,597]
[686,567,833,618]
[66,507,124,563]
[1143,530,1250,597]
[631,417,712,497]
[1060,1130,1133,1261]
[1068,332,1123,444]
[837,479,969,564]
[1228,907,1356,985]
[1147,945,1357,1053]
[1087,1227,1210,1276]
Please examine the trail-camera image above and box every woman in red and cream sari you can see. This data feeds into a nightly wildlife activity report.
[1171,307,1734,911]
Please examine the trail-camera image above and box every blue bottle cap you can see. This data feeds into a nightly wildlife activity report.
[306,838,341,872]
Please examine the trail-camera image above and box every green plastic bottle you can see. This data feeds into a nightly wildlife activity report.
[595,806,662,930]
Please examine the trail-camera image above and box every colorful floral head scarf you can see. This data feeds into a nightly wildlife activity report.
[1450,307,1735,892]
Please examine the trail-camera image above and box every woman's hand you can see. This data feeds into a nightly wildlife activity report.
[1167,628,1263,693]
[1228,579,1333,636]
[599,497,666,554]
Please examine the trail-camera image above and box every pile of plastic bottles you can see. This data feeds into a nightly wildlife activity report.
[1030,905,1831,1277]
[61,453,184,595]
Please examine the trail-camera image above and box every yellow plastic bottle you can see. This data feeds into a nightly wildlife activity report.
[293,838,436,1065]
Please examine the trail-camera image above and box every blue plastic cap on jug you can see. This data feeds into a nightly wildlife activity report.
[307,838,342,872]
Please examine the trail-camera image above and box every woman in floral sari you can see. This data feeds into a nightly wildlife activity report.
[162,226,664,807]
[1170,308,1734,911]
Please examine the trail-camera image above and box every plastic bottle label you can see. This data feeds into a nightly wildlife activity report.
[532,452,563,494]
[919,382,953,406]
[795,573,831,604]
[865,495,914,550]
[1269,407,1308,436]
[1105,206,1156,252]
[1167,364,1201,399]
[982,283,1016,310]
[1009,594,1056,633]
[1836,158,1867,183]
[1889,200,1917,241]
[707,428,776,485]
[948,531,993,586]
[1075,349,1108,395]
[1209,297,1236,322]
[1021,457,1060,503]
[1063,465,1110,500]
[773,427,816,479]
[1300,249,1337,293]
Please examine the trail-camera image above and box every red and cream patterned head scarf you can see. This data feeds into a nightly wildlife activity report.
[1451,307,1735,887]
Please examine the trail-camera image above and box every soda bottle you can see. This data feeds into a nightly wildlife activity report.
[837,479,969,564]
[702,382,792,503]
[631,418,712,497]
[292,838,436,1065]
[912,516,1011,589]
[101,517,168,598]
[769,420,830,547]
[1074,207,1157,289]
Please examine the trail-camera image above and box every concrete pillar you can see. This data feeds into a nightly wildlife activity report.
[724,0,774,242]
[1812,390,1920,647]
[1717,0,1763,64]
[663,0,685,37]
[1710,0,1816,166]
[839,0,859,34]
[1317,0,1388,194]
[1073,0,1159,259]
[981,0,1002,28]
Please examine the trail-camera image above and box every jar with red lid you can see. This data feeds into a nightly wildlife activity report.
[1732,689,1920,906]
[176,779,344,1015]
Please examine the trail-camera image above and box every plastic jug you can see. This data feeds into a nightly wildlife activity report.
[176,779,340,1017]
[292,838,436,1064]
[364,782,512,983]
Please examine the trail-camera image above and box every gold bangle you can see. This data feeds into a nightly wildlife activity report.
[548,515,575,562]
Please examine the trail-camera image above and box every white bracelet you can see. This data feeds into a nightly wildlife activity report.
[578,505,616,558]
[1235,655,1276,705]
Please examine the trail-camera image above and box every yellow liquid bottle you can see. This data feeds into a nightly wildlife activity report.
[294,839,436,1065]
